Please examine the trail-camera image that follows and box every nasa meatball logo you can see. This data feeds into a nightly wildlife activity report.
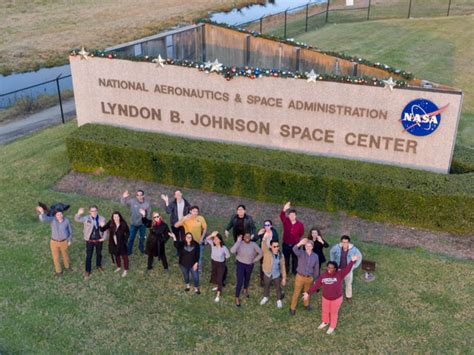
[400,99,448,137]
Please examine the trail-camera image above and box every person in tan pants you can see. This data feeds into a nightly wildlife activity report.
[37,206,73,276]
[290,238,320,315]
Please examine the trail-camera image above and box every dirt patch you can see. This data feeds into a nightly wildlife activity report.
[55,171,474,260]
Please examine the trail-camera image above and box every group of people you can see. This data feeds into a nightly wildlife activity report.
[37,188,363,334]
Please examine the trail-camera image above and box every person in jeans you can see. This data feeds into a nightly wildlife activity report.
[205,231,230,303]
[224,204,256,242]
[255,219,279,286]
[175,206,207,273]
[75,205,107,280]
[329,235,362,304]
[161,190,191,255]
[36,205,73,276]
[230,233,263,307]
[120,189,151,255]
[100,211,130,277]
[304,255,359,335]
[259,233,286,308]
[289,238,319,315]
[140,208,170,273]
[280,201,305,275]
[169,232,201,294]
[307,227,329,270]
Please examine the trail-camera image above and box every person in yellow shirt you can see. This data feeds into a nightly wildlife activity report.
[175,206,207,273]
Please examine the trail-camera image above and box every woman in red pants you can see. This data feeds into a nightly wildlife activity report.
[303,254,358,335]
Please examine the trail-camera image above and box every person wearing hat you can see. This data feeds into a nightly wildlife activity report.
[289,238,319,315]
[36,205,73,276]
[75,205,108,280]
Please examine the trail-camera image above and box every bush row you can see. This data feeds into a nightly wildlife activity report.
[66,124,474,235]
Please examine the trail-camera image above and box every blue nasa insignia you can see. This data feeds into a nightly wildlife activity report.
[401,99,443,137]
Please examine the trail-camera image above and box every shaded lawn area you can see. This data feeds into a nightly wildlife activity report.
[0,121,473,352]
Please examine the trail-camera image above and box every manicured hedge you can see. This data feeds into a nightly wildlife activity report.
[66,124,474,235]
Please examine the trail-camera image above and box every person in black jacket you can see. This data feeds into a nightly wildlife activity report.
[100,211,130,277]
[224,204,256,242]
[307,227,329,270]
[169,231,201,294]
[161,190,191,255]
[139,208,170,272]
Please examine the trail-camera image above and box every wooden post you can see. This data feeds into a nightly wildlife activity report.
[305,3,309,32]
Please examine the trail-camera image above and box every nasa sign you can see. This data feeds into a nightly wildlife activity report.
[70,56,463,174]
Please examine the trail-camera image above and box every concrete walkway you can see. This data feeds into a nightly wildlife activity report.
[0,99,76,144]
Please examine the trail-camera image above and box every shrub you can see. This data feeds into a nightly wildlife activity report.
[67,124,474,235]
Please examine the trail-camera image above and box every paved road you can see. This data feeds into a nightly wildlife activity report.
[0,99,76,144]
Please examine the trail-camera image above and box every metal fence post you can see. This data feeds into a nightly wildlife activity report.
[407,0,413,18]
[305,3,309,32]
[284,10,288,38]
[367,0,372,20]
[260,16,263,33]
[447,0,452,16]
[55,74,65,124]
[325,0,331,24]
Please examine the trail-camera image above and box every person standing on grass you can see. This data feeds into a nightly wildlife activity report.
[230,233,263,307]
[120,189,151,255]
[205,231,231,303]
[307,227,329,270]
[36,205,73,276]
[75,205,107,280]
[161,190,191,254]
[224,204,256,242]
[303,255,359,335]
[329,235,362,304]
[259,233,286,309]
[100,211,130,277]
[139,208,170,273]
[169,232,201,294]
[289,238,319,316]
[175,206,207,273]
[280,201,305,276]
[255,219,279,286]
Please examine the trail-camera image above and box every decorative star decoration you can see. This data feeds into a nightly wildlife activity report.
[210,59,223,72]
[204,60,213,69]
[152,55,166,68]
[383,77,397,91]
[78,47,89,60]
[306,69,318,83]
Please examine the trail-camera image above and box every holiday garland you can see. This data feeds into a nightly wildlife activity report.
[70,48,408,89]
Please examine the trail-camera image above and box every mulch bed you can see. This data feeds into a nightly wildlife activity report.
[54,171,474,260]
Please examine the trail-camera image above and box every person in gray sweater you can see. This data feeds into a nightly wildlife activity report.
[230,233,263,307]
[120,189,151,255]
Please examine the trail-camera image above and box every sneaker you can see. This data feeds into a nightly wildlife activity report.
[214,296,220,303]
[195,288,201,295]
[185,284,191,292]
[276,300,283,308]
[289,309,296,316]
[122,270,128,277]
[346,297,352,305]
[97,266,104,273]
[260,297,269,305]
[114,267,121,273]
[235,298,241,307]
[211,287,218,292]
[318,322,329,330]
[54,272,62,277]
[83,272,90,280]
[304,305,313,312]
[326,328,335,335]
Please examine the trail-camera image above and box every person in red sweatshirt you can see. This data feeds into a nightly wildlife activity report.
[280,201,305,275]
[303,254,358,335]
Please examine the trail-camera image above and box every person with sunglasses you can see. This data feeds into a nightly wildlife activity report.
[259,233,286,308]
[139,208,170,273]
[120,189,151,255]
[255,220,279,286]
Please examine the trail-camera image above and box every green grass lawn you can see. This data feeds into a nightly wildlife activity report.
[294,16,474,148]
[0,121,473,353]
